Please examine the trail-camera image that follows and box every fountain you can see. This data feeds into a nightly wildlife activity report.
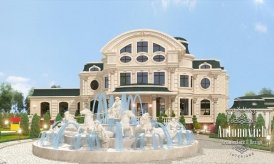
[32,93,199,163]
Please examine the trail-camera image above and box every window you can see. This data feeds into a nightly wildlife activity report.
[120,44,132,54]
[154,72,165,85]
[201,78,210,89]
[201,100,210,115]
[120,56,131,63]
[90,80,99,90]
[180,99,189,116]
[120,73,131,86]
[137,72,148,84]
[136,55,148,62]
[153,43,165,52]
[89,66,100,71]
[153,55,165,62]
[200,64,211,69]
[104,76,109,88]
[191,76,193,88]
[137,41,148,53]
[180,75,189,87]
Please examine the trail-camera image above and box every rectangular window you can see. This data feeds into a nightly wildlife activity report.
[191,76,193,88]
[104,76,109,88]
[137,72,148,84]
[154,72,165,85]
[180,99,189,116]
[120,73,131,86]
[180,75,189,87]
[137,41,148,53]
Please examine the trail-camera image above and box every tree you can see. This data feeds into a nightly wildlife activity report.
[24,88,34,114]
[255,114,265,129]
[12,91,24,112]
[0,83,13,112]
[245,91,256,96]
[215,113,228,134]
[20,113,29,135]
[259,88,273,95]
[30,114,41,138]
[55,113,63,122]
[43,111,51,130]
[179,115,186,126]
[170,110,176,117]
[74,109,80,117]
[51,85,61,88]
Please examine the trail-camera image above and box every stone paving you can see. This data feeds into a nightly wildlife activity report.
[0,135,274,164]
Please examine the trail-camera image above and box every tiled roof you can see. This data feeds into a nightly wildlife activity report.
[231,94,274,109]
[83,63,104,71]
[192,60,224,69]
[32,89,80,96]
[113,84,171,92]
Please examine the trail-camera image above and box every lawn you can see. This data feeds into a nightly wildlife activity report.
[0,134,30,143]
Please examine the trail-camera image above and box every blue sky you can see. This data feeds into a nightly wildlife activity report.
[0,0,273,106]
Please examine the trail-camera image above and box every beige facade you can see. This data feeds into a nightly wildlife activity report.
[30,29,229,125]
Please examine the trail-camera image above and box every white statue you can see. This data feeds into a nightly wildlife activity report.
[108,97,121,119]
[64,111,76,122]
[80,108,95,132]
[139,113,153,134]
[167,118,180,138]
[120,110,135,137]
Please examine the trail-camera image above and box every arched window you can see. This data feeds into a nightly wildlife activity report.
[40,102,50,117]
[200,100,210,115]
[153,43,165,52]
[120,44,132,54]
[59,102,68,117]
[200,64,211,69]
[120,56,132,63]
[89,65,100,71]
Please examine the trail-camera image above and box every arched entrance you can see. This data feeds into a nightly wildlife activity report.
[40,102,50,117]
[59,102,68,117]
[90,100,99,113]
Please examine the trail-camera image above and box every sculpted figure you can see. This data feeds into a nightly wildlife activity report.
[108,97,121,119]
[139,113,153,134]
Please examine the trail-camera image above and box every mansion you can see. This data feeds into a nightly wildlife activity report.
[29,29,229,125]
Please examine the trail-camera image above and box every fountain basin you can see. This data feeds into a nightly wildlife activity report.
[32,141,199,163]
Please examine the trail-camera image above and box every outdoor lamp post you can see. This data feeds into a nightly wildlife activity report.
[4,120,9,129]
[203,125,208,133]
[266,135,271,147]
[43,124,48,130]
[18,128,22,140]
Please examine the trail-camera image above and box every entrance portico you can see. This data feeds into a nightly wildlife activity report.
[112,84,177,119]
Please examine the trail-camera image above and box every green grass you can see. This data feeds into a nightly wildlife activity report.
[0,134,30,143]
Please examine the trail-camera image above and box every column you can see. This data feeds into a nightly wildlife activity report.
[152,96,157,119]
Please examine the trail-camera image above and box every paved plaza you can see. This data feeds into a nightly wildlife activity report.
[0,135,274,164]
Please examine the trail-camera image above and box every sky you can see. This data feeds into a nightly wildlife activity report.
[0,0,273,106]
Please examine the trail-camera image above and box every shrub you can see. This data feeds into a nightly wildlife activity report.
[43,111,51,130]
[179,115,186,126]
[255,114,265,129]
[20,113,29,135]
[75,109,80,117]
[215,113,228,134]
[55,113,63,122]
[171,110,176,117]
[30,114,41,138]
[192,115,201,130]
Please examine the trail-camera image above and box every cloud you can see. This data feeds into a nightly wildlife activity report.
[254,0,264,5]
[156,0,197,11]
[5,76,32,97]
[255,22,268,33]
[0,72,4,77]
